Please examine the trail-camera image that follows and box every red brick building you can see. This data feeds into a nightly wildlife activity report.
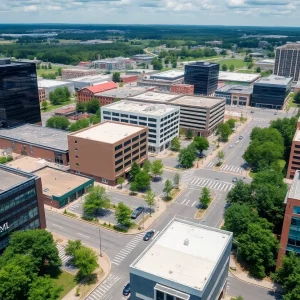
[77,82,118,103]
[170,84,194,95]
[38,88,46,102]
[121,74,138,84]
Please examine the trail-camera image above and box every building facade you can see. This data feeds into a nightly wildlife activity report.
[62,68,97,80]
[38,88,46,102]
[130,218,233,300]
[37,79,75,98]
[184,62,219,96]
[0,165,46,252]
[215,85,253,106]
[66,74,111,90]
[251,75,292,109]
[170,84,194,95]
[254,59,275,71]
[277,170,300,268]
[101,101,180,153]
[274,43,300,82]
[120,74,139,84]
[0,58,41,127]
[68,121,148,185]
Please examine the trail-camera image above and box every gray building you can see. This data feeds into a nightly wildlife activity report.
[215,85,253,106]
[130,218,233,300]
[150,70,184,82]
[37,79,75,98]
[66,74,111,90]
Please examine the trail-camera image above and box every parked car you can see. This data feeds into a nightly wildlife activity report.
[232,177,238,183]
[251,110,254,113]
[131,206,144,219]
[239,136,243,140]
[123,283,131,296]
[229,144,233,148]
[143,230,155,241]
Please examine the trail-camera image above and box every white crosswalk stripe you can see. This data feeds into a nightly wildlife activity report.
[85,274,121,300]
[111,233,144,266]
[57,245,72,263]
[176,198,199,207]
[181,170,195,183]
[252,117,269,122]
[206,162,215,168]
[69,202,82,211]
[220,164,243,174]
[190,177,233,191]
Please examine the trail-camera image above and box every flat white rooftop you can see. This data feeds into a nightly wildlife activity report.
[71,122,143,144]
[67,74,110,82]
[151,70,184,79]
[132,219,231,291]
[170,95,224,108]
[104,100,178,116]
[129,92,180,102]
[219,71,260,83]
[38,79,72,88]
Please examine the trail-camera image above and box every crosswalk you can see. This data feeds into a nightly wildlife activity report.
[220,164,243,173]
[206,162,215,168]
[252,117,269,122]
[175,198,198,207]
[69,201,82,211]
[86,274,121,300]
[181,170,195,183]
[111,233,144,266]
[190,177,233,192]
[57,244,72,264]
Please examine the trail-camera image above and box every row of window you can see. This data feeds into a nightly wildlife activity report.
[114,135,146,152]
[115,151,147,173]
[104,111,158,123]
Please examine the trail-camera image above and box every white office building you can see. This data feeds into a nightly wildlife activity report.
[101,100,180,153]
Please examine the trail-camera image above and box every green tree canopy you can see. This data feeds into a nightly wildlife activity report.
[69,118,90,132]
[185,128,194,139]
[46,116,70,130]
[135,170,151,191]
[65,240,82,257]
[199,187,211,209]
[173,173,180,189]
[130,161,141,181]
[227,180,253,205]
[83,186,110,216]
[229,64,235,72]
[178,146,196,168]
[117,176,125,188]
[294,91,300,104]
[49,87,70,105]
[112,72,121,82]
[226,118,236,131]
[193,136,209,154]
[115,202,132,227]
[142,159,152,173]
[216,122,231,142]
[76,102,86,113]
[151,159,164,179]
[163,179,173,200]
[222,64,228,71]
[85,98,100,114]
[144,189,156,216]
[170,137,181,151]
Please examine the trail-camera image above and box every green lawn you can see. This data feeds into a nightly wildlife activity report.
[54,271,77,299]
[286,93,298,110]
[41,99,76,113]
[37,65,61,77]
[219,59,248,69]
[178,55,220,62]
[236,69,256,74]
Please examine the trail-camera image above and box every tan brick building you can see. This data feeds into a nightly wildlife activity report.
[68,121,148,185]
[38,88,46,102]
[287,118,300,180]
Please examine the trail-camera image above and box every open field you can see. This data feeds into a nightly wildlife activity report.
[54,271,77,299]
[236,69,256,74]
[0,40,16,44]
[219,59,248,69]
[37,65,62,77]
[41,99,76,112]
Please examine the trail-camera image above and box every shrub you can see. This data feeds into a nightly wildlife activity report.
[6,156,13,162]
[0,157,7,164]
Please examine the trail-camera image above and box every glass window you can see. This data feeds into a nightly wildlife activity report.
[133,142,139,148]
[148,118,156,122]
[115,144,122,151]
[112,112,119,116]
[130,120,137,125]
[139,116,147,120]
[54,152,63,165]
[124,140,131,147]
[140,138,146,144]
[124,146,131,153]
[149,139,156,143]
[125,160,131,166]
[149,129,156,133]
[103,111,111,115]
[294,206,300,214]
[121,119,128,123]
[132,136,139,142]
[166,295,174,300]
[149,123,156,128]
[124,153,131,160]
[139,122,147,126]
[112,117,119,121]
[115,158,123,165]
[133,155,139,161]
[140,132,146,138]
[156,291,164,300]
[115,165,123,172]
[130,115,137,119]
[121,114,128,118]
[103,116,111,120]
[140,151,147,157]
[132,149,139,156]
[115,151,123,158]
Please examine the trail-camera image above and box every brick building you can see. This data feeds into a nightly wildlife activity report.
[170,84,194,95]
[38,88,46,102]
[62,68,97,80]
[77,82,118,103]
[120,74,139,84]
[68,121,148,185]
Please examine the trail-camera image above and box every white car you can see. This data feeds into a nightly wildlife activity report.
[229,144,233,148]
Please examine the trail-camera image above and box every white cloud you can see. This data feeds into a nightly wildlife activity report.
[23,5,38,12]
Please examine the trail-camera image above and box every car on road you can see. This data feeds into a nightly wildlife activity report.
[131,206,144,219]
[229,144,233,148]
[239,135,243,140]
[251,110,254,113]
[123,283,130,296]
[232,177,238,183]
[143,230,155,241]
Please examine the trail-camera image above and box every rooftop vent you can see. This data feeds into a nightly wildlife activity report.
[184,238,189,246]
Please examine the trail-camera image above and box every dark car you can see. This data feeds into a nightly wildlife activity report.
[143,230,155,241]
[123,283,130,296]
[232,177,238,183]
[239,135,243,140]
[131,206,144,219]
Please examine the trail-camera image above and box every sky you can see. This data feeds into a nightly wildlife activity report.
[1,0,300,26]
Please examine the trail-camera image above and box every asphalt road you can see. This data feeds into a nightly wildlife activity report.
[46,107,294,300]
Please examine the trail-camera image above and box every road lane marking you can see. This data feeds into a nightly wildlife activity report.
[77,233,90,239]
[52,223,63,229]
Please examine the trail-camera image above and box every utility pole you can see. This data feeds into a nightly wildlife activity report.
[143,206,145,229]
[99,228,102,257]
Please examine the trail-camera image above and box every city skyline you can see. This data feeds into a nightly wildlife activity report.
[0,0,300,26]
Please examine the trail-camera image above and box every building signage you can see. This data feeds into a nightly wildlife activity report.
[0,222,9,233]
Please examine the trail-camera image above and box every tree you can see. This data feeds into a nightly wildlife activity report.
[247,62,254,69]
[89,114,101,125]
[144,189,156,216]
[142,159,152,173]
[217,150,225,164]
[238,223,279,278]
[163,179,173,200]
[152,59,163,70]
[41,100,48,111]
[226,118,236,131]
[57,68,62,76]
[76,102,86,113]
[227,180,253,205]
[151,159,164,179]
[130,161,141,181]
[216,123,231,141]
[222,64,228,71]
[256,67,261,73]
[117,177,125,188]
[49,87,70,105]
[69,118,90,132]
[229,64,235,72]
[83,186,110,216]
[135,170,151,191]
[46,116,70,130]
[193,136,209,154]
[28,275,63,300]
[185,128,194,139]
[173,173,180,189]
[73,246,99,278]
[112,72,121,82]
[295,91,300,104]
[115,202,132,227]
[129,181,138,195]
[85,98,100,114]
[199,187,211,209]
[220,49,227,55]
[170,137,181,151]
[172,62,177,68]
[65,240,82,257]
[178,146,196,168]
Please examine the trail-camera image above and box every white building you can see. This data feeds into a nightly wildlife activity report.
[37,79,75,98]
[101,100,180,153]
[66,74,111,90]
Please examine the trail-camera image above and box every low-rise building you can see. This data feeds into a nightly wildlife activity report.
[93,57,133,70]
[0,124,69,165]
[149,70,185,82]
[130,218,232,300]
[251,75,292,109]
[68,121,148,185]
[38,87,46,102]
[77,82,118,103]
[218,71,260,86]
[37,79,75,98]
[131,54,154,63]
[215,85,253,106]
[0,165,46,252]
[120,74,139,84]
[66,74,111,90]
[62,68,97,80]
[170,84,194,95]
[254,59,275,71]
[102,101,180,153]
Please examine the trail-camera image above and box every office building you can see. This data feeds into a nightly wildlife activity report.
[274,43,300,81]
[130,218,233,300]
[77,82,118,103]
[127,92,225,137]
[137,78,179,92]
[37,79,75,98]
[215,85,253,106]
[93,57,133,70]
[66,74,111,90]
[251,75,292,109]
[184,62,219,96]
[38,88,46,102]
[62,68,97,80]
[102,101,180,153]
[0,165,46,252]
[131,54,154,63]
[0,124,69,165]
[254,59,275,71]
[150,70,185,82]
[0,58,41,127]
[218,72,260,86]
[68,121,148,185]
[277,170,300,268]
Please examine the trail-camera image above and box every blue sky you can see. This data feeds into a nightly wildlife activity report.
[1,0,300,26]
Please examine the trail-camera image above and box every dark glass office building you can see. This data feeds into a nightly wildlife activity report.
[0,58,41,127]
[0,165,46,252]
[184,62,219,96]
[251,75,292,109]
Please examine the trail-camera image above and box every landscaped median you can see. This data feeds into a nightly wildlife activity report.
[194,187,216,220]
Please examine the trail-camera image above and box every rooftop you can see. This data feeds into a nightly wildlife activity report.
[186,61,219,67]
[131,218,232,291]
[256,59,275,64]
[0,58,34,68]
[81,81,118,93]
[150,70,185,80]
[34,167,91,197]
[38,79,72,88]
[216,84,253,94]
[70,121,144,144]
[103,100,178,116]
[67,74,111,83]
[170,95,225,108]
[288,170,300,200]
[129,91,180,102]
[95,86,150,98]
[219,71,261,83]
[0,124,69,152]
[255,74,292,86]
[63,68,96,73]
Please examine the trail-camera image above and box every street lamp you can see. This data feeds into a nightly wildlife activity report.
[98,228,102,257]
